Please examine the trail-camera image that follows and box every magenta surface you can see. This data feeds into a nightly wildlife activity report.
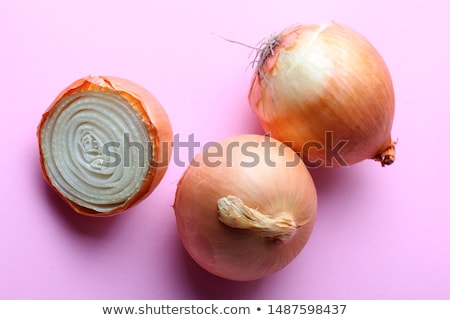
[1,0,448,299]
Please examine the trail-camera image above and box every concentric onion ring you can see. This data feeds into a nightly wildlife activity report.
[38,76,173,216]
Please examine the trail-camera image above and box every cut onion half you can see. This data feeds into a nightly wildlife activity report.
[38,76,173,217]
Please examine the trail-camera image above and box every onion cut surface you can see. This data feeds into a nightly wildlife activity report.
[38,76,173,216]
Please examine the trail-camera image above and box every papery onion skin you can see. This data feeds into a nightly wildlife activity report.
[38,76,173,217]
[249,22,396,167]
[173,134,317,281]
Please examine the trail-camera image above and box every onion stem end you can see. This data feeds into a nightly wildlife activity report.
[217,195,299,244]
[375,141,396,167]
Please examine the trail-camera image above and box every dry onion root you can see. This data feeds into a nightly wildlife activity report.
[38,76,173,217]
[173,135,317,281]
[249,22,396,167]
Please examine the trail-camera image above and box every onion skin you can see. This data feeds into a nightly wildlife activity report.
[249,22,396,167]
[173,135,317,281]
[38,76,173,217]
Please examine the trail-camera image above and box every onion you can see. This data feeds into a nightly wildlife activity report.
[173,134,317,281]
[38,76,173,216]
[249,22,396,167]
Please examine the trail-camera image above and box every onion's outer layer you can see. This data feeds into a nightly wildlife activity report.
[249,22,396,167]
[38,76,173,216]
[173,135,317,281]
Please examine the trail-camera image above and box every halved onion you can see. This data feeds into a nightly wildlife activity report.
[38,76,173,216]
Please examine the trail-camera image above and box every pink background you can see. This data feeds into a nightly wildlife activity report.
[1,0,449,299]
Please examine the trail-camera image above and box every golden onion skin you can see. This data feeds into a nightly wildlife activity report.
[249,22,395,167]
[173,135,317,281]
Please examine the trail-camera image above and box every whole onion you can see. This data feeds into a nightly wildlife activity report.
[249,22,396,167]
[173,134,317,281]
[38,76,173,216]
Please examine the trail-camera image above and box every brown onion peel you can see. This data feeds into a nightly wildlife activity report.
[38,75,173,217]
[249,22,396,167]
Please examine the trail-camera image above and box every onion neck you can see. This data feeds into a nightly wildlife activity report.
[375,141,396,167]
[217,195,299,244]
